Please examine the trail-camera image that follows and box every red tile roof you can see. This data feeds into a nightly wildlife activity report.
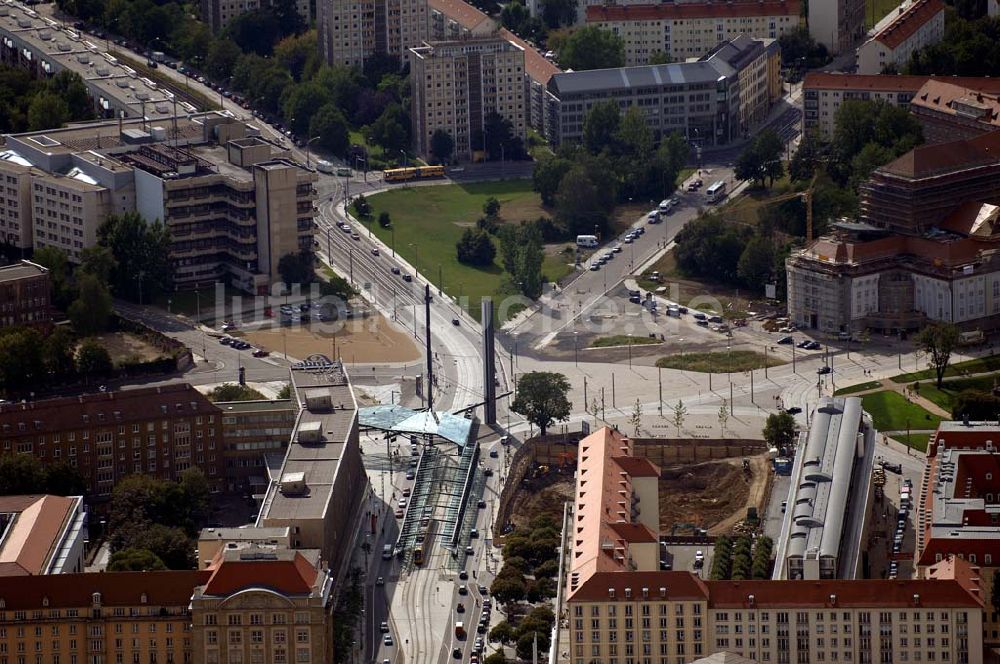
[874,0,945,50]
[0,571,209,610]
[202,551,319,596]
[880,129,1000,179]
[499,28,561,85]
[707,578,982,609]
[586,0,800,22]
[608,521,658,544]
[612,455,660,478]
[926,555,983,601]
[569,571,710,602]
[0,495,79,577]
[803,72,1000,94]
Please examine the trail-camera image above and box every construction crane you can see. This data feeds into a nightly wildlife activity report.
[728,172,819,242]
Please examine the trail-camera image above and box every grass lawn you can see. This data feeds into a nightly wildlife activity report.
[889,432,933,453]
[860,390,943,432]
[834,380,883,396]
[655,350,784,373]
[912,374,999,414]
[892,355,1000,383]
[355,180,570,321]
[590,335,662,348]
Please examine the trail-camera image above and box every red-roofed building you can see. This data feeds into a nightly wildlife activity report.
[191,545,335,663]
[0,570,209,663]
[568,567,984,663]
[584,0,801,66]
[0,494,87,576]
[858,0,945,75]
[915,422,1000,647]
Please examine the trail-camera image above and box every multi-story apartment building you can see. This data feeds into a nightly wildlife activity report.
[0,261,51,330]
[567,426,985,664]
[0,151,34,251]
[857,0,945,75]
[808,0,866,55]
[0,570,208,664]
[0,494,87,576]
[219,398,298,493]
[317,0,428,67]
[410,36,527,162]
[585,0,801,66]
[915,421,1000,648]
[425,0,561,135]
[1,113,317,292]
[802,72,1000,140]
[0,383,224,498]
[201,0,311,33]
[0,3,177,121]
[190,545,334,664]
[787,130,1000,333]
[545,35,779,147]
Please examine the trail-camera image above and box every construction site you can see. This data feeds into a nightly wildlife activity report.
[500,436,773,537]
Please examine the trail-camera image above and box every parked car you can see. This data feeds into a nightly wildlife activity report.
[777,336,794,345]
[785,406,802,415]
[817,365,832,375]
[402,274,413,282]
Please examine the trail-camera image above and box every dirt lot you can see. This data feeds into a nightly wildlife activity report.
[508,470,575,531]
[88,332,167,365]
[241,313,420,364]
[507,454,771,535]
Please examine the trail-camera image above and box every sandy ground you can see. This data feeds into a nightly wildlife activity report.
[89,331,166,364]
[242,313,421,364]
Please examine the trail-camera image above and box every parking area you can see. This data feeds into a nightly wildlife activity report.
[661,542,713,578]
[865,458,919,580]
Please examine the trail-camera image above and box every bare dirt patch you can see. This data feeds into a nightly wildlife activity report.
[508,470,575,531]
[242,313,421,364]
[87,332,167,365]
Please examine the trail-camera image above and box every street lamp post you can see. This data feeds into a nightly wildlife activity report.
[574,331,579,366]
[305,136,321,169]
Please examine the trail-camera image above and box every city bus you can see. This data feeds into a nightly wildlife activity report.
[383,167,418,182]
[417,165,445,178]
[706,181,727,204]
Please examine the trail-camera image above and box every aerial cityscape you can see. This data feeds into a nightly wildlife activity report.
[2,0,1000,662]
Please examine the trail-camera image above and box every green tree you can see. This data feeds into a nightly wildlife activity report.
[178,468,211,528]
[532,156,572,206]
[98,212,172,303]
[282,81,334,136]
[46,71,94,122]
[430,129,454,165]
[76,338,113,377]
[671,399,687,437]
[456,228,496,266]
[559,26,624,71]
[276,383,293,399]
[27,92,69,131]
[540,0,575,28]
[367,103,410,154]
[274,31,320,81]
[225,9,283,56]
[0,328,44,392]
[42,326,77,380]
[68,273,113,336]
[136,524,195,569]
[489,621,516,645]
[483,652,508,664]
[917,322,961,389]
[209,383,266,401]
[616,106,653,157]
[554,166,608,236]
[32,246,72,309]
[735,129,784,188]
[648,51,671,65]
[656,131,691,194]
[0,454,48,495]
[277,250,316,286]
[483,197,501,219]
[497,223,544,297]
[511,371,571,436]
[79,245,117,283]
[378,211,391,228]
[737,235,775,292]
[490,576,527,605]
[108,548,167,572]
[309,104,350,156]
[762,411,797,448]
[582,100,620,154]
[205,38,242,81]
[43,461,86,496]
[516,631,550,661]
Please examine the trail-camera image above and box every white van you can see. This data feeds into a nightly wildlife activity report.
[315,160,335,174]
[576,234,599,248]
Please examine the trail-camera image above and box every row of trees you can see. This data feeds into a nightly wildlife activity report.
[0,454,86,497]
[0,67,95,134]
[904,10,1000,77]
[0,326,113,394]
[106,470,211,570]
[532,104,689,237]
[710,535,773,580]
